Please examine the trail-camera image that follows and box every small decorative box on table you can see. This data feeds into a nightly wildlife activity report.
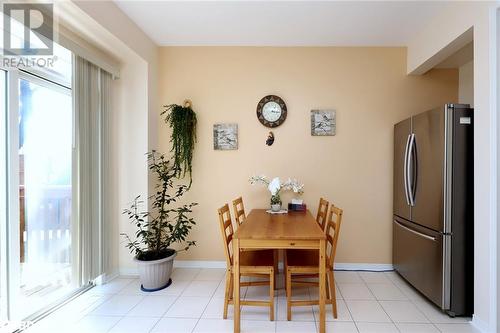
[288,203,307,212]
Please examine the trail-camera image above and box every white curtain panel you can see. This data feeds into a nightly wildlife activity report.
[73,55,112,285]
[100,69,112,278]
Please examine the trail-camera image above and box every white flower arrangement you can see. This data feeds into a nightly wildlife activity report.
[249,175,304,207]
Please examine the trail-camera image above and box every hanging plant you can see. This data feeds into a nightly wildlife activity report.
[161,100,197,185]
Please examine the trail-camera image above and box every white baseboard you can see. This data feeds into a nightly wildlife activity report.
[472,314,490,333]
[94,271,120,284]
[104,271,120,283]
[334,263,393,271]
[174,260,227,269]
[119,260,393,276]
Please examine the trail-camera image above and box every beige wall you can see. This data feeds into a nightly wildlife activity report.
[459,60,474,107]
[150,47,458,268]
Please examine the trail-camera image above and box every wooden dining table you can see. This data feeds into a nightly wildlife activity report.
[233,209,327,333]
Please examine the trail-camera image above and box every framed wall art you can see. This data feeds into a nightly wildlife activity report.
[213,123,238,150]
[311,110,336,136]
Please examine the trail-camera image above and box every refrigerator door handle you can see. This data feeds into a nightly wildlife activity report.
[395,221,436,242]
[407,133,416,206]
[403,134,411,206]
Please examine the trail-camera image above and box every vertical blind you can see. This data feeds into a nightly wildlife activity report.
[73,55,112,284]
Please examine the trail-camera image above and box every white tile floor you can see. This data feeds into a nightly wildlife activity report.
[26,269,479,333]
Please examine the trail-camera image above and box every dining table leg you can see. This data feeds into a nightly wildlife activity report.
[233,239,240,333]
[319,239,326,333]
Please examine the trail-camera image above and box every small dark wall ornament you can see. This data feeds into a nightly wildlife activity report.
[266,132,275,146]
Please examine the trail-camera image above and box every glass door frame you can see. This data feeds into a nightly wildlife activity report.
[6,67,20,320]
[2,66,77,320]
[0,68,9,321]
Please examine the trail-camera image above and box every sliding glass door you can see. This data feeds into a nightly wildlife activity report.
[14,74,74,318]
[1,47,77,319]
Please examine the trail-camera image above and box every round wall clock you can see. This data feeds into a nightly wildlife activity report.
[256,95,287,128]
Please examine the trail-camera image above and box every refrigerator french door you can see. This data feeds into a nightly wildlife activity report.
[393,104,473,317]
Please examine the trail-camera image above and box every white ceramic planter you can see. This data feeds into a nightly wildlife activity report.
[135,251,177,291]
[271,204,282,212]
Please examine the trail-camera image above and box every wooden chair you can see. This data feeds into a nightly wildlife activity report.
[285,206,344,320]
[232,196,279,288]
[316,198,329,231]
[232,196,246,225]
[284,198,330,289]
[218,204,275,321]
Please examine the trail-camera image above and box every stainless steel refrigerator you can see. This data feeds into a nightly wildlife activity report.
[393,104,474,316]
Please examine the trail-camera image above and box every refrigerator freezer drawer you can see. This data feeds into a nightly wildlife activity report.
[393,218,444,308]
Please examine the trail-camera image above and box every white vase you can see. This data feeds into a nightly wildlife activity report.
[135,251,177,291]
[271,203,282,212]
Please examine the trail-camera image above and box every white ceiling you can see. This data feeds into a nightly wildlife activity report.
[114,1,448,47]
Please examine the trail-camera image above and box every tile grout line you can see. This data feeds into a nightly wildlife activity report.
[112,274,188,333]
[190,272,226,333]
[143,268,203,333]
[339,272,361,333]
[82,279,138,332]
[191,270,234,333]
[360,272,403,333]
[35,294,113,332]
[32,271,474,333]
[389,273,445,332]
[306,280,319,333]
[147,284,188,332]
[333,274,345,300]
[310,271,359,332]
[380,272,461,332]
[346,272,371,333]
[70,294,114,321]
[407,296,444,333]
[91,279,140,332]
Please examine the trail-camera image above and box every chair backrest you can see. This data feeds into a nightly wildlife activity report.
[232,196,246,225]
[218,204,235,267]
[316,198,330,231]
[325,206,344,268]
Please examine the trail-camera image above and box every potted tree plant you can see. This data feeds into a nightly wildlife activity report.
[122,151,197,291]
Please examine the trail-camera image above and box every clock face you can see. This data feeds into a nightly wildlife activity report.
[256,95,287,128]
[262,102,282,122]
